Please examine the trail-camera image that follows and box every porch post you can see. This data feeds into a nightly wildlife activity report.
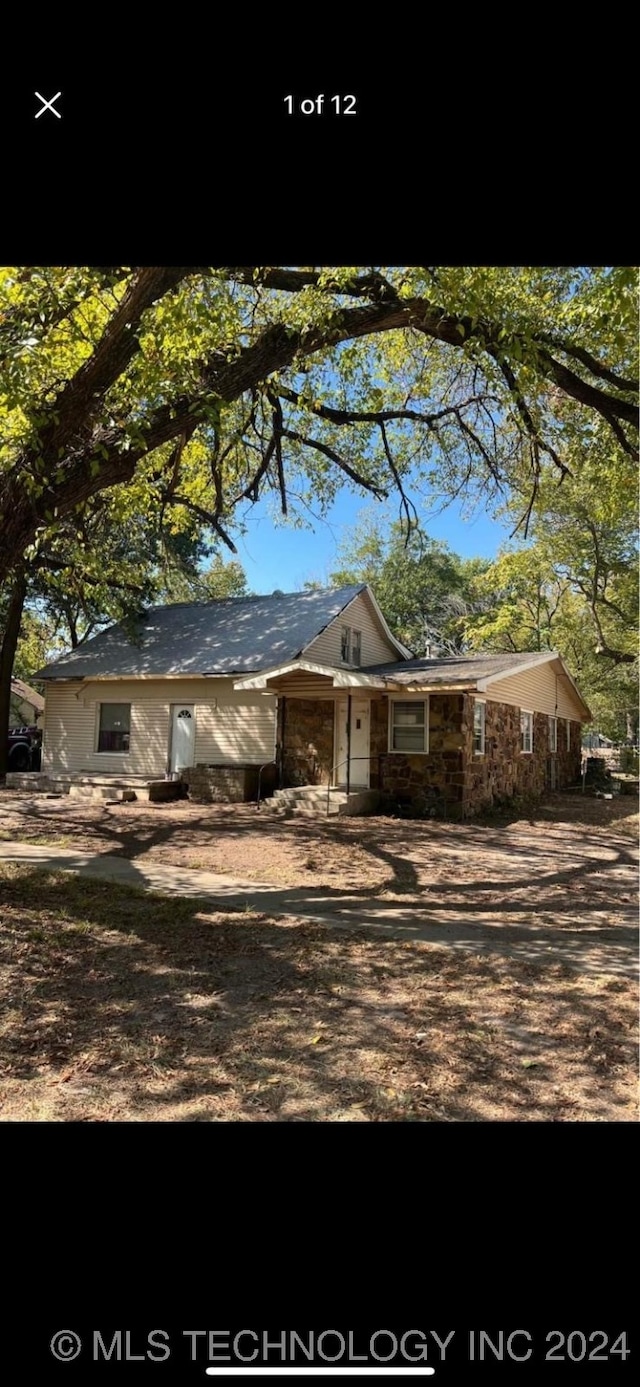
[346,692,352,796]
[278,696,286,788]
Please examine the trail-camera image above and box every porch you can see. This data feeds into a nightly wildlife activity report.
[278,690,388,794]
[232,660,469,814]
[4,772,185,803]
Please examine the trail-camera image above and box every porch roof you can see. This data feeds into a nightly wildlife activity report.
[232,658,469,695]
[233,650,591,719]
[233,659,388,693]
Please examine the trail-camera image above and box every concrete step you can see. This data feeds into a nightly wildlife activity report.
[264,786,348,816]
[4,772,181,804]
[263,785,381,819]
[67,784,136,801]
[5,773,80,796]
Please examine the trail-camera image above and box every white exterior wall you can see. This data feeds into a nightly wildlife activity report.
[42,678,276,776]
[484,663,587,720]
[305,591,399,667]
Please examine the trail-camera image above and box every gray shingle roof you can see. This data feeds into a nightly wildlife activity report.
[366,651,553,686]
[35,586,367,679]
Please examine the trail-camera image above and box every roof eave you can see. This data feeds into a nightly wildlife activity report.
[234,659,390,691]
[477,651,592,720]
[476,651,558,689]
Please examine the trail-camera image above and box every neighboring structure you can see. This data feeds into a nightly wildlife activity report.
[9,678,45,728]
[35,585,590,816]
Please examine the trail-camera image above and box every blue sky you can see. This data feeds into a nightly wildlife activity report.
[232,485,513,594]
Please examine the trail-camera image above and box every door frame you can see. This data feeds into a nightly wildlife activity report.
[168,703,196,774]
[334,696,370,789]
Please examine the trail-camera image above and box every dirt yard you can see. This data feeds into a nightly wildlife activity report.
[0,790,637,1122]
[0,786,637,892]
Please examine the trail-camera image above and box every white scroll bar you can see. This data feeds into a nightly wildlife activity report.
[206,1372,435,1379]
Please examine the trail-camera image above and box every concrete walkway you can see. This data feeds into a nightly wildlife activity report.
[1,841,637,978]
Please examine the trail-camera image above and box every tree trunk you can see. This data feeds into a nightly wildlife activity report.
[0,570,28,784]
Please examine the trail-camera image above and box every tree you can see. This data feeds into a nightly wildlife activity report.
[328,514,488,654]
[462,459,639,738]
[0,266,637,592]
[0,477,214,780]
[159,554,249,603]
[460,548,571,653]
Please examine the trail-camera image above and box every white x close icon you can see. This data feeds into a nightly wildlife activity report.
[35,91,62,119]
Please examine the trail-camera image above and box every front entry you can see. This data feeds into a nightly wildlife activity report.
[335,698,370,788]
[169,704,196,773]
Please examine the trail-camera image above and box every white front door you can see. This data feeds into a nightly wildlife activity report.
[170,704,196,773]
[335,699,370,787]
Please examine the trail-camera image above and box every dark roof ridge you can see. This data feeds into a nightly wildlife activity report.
[142,583,366,615]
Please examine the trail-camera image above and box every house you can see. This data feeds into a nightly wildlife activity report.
[9,677,45,728]
[35,586,405,799]
[35,584,591,816]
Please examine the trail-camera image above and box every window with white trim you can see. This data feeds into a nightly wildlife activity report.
[341,625,362,665]
[520,710,533,754]
[548,716,557,753]
[473,700,486,755]
[566,718,571,750]
[389,699,428,753]
[97,703,130,753]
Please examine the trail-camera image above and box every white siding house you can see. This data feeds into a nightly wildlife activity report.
[37,584,403,779]
[35,586,591,815]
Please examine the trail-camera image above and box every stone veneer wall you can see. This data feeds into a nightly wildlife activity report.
[378,694,466,817]
[278,692,583,815]
[181,764,274,803]
[279,699,335,786]
[462,696,583,815]
[369,698,389,787]
[377,693,583,818]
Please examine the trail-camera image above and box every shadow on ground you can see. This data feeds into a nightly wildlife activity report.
[0,865,636,1123]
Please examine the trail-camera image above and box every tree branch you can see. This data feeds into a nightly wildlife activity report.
[378,420,418,533]
[280,428,388,499]
[168,494,237,552]
[537,333,638,394]
[274,383,497,428]
[32,268,194,458]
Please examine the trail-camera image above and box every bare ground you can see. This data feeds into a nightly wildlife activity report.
[0,786,638,892]
[0,789,637,1122]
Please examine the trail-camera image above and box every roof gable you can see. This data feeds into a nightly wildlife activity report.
[366,649,591,718]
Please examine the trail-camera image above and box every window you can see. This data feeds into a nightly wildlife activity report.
[341,626,362,665]
[520,710,533,754]
[566,718,571,750]
[97,703,130,753]
[473,700,486,755]
[390,699,428,753]
[548,716,557,753]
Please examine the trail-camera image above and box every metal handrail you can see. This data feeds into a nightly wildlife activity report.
[326,755,381,816]
[256,759,277,809]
